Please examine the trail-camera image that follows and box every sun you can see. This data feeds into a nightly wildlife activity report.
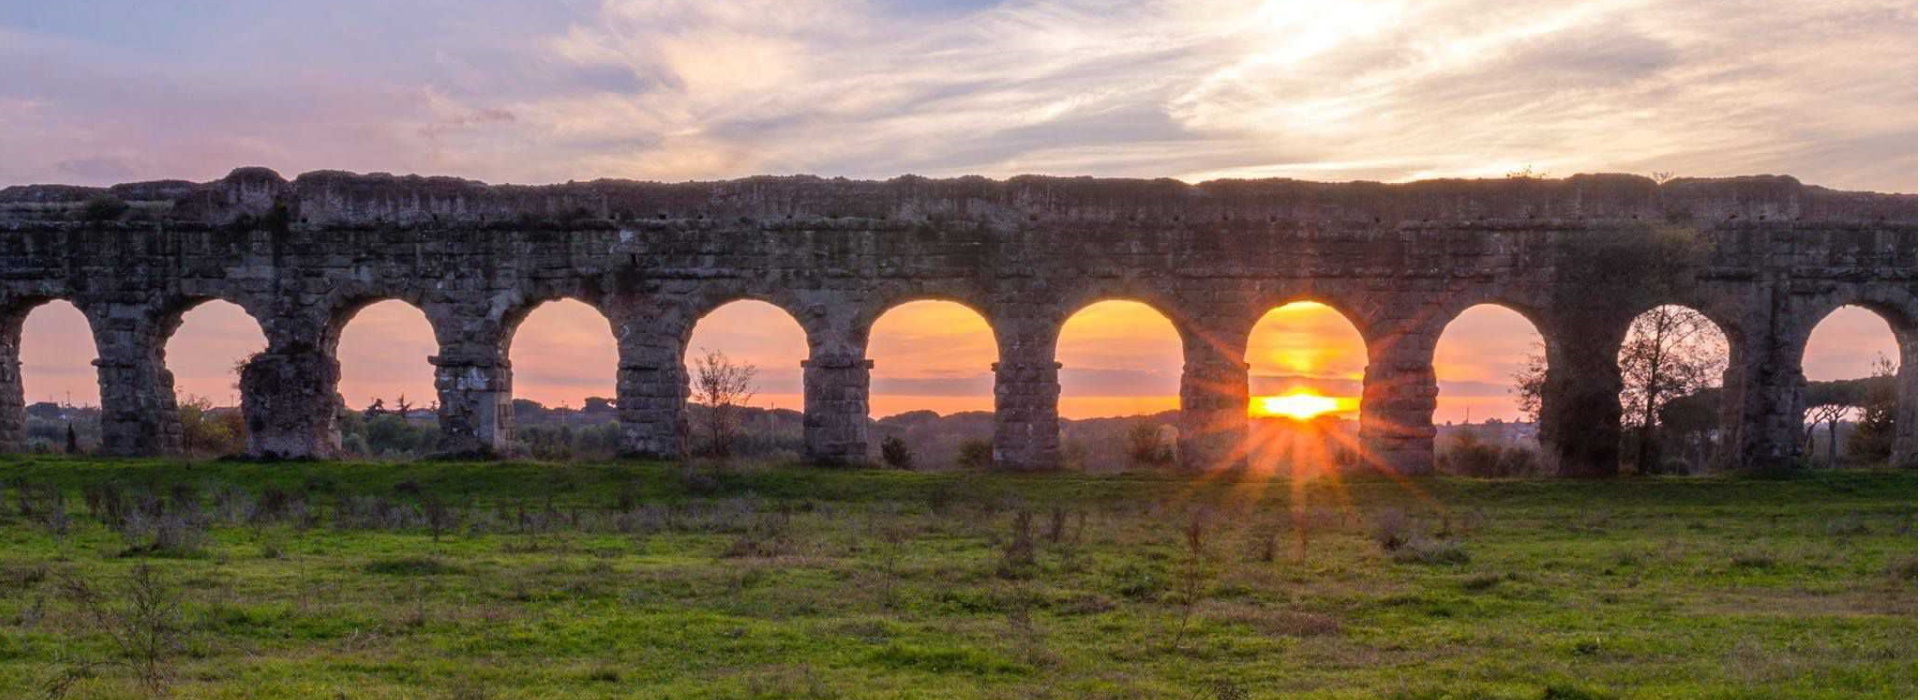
[1253,391,1341,420]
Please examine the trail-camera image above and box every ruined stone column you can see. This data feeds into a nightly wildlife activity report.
[1722,318,1805,473]
[91,304,181,456]
[1179,329,1248,471]
[0,305,32,452]
[803,353,872,465]
[430,342,512,457]
[614,308,688,459]
[1894,331,1917,469]
[993,332,1062,470]
[1540,320,1625,477]
[241,345,342,459]
[1358,335,1439,476]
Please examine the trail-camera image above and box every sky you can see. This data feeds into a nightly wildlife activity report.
[1,0,1911,422]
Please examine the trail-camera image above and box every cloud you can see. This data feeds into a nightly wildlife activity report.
[1,0,1910,190]
[1,0,1911,419]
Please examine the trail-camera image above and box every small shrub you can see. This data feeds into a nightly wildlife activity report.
[1372,508,1412,551]
[995,510,1037,579]
[47,564,186,697]
[1391,537,1470,565]
[880,435,915,470]
[1126,422,1175,467]
[1825,516,1870,537]
[1874,553,1919,582]
[1541,683,1613,700]
[365,556,459,576]
[1460,573,1503,591]
[865,643,1027,675]
[957,440,994,470]
[1198,679,1250,700]
[721,510,796,559]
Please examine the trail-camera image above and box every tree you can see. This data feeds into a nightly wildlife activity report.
[511,398,549,423]
[177,394,242,456]
[1126,422,1174,467]
[1801,378,1855,468]
[1802,402,1847,466]
[1845,354,1898,464]
[1618,306,1727,473]
[393,394,414,418]
[956,439,994,470]
[364,398,387,418]
[1511,343,1547,423]
[880,435,915,470]
[690,349,757,459]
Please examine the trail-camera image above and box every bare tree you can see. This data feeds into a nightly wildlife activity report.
[1619,305,1728,473]
[691,349,757,459]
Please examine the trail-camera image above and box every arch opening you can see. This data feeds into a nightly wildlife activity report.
[1243,301,1366,476]
[866,300,996,470]
[334,300,439,459]
[1798,305,1904,467]
[1432,304,1545,476]
[17,300,101,453]
[1055,300,1182,471]
[1615,304,1731,475]
[165,300,267,457]
[683,300,805,459]
[505,299,619,460]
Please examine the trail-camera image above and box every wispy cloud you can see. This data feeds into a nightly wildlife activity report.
[0,0,1910,190]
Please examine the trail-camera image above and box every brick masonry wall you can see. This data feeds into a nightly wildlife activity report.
[0,168,1911,474]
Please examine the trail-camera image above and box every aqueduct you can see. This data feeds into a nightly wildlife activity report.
[0,168,1912,475]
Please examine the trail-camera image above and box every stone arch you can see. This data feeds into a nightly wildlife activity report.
[1430,303,1549,475]
[1055,299,1184,417]
[1244,289,1379,343]
[496,293,616,355]
[0,297,102,452]
[1614,302,1734,474]
[681,298,810,458]
[865,299,999,467]
[498,296,620,459]
[1794,299,1916,468]
[847,285,997,351]
[157,297,270,400]
[1245,301,1369,410]
[1242,300,1370,476]
[677,289,828,355]
[158,298,269,456]
[1432,302,1548,419]
[1055,299,1184,470]
[329,298,440,457]
[1791,296,1916,370]
[322,294,438,358]
[1798,303,1910,379]
[865,298,999,409]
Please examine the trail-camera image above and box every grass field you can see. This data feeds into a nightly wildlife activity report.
[0,457,1913,699]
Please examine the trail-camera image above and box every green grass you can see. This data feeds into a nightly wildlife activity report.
[0,456,1913,699]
